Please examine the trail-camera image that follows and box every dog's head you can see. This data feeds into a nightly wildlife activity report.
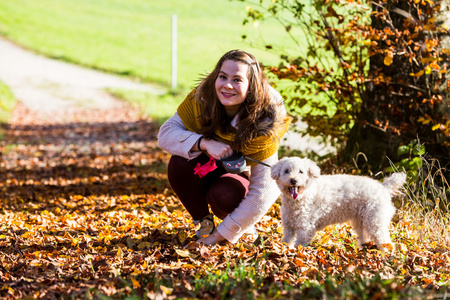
[271,157,320,200]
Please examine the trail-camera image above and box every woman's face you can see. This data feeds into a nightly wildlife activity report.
[215,59,250,117]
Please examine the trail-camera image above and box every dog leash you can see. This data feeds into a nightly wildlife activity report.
[195,152,272,177]
[244,156,272,168]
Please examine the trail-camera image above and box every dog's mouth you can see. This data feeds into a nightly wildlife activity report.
[288,186,303,199]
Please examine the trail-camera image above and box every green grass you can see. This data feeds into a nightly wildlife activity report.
[108,89,180,126]
[0,0,294,92]
[0,81,17,138]
[0,0,302,122]
[0,81,16,122]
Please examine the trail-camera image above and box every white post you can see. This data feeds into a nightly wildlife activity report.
[171,15,177,92]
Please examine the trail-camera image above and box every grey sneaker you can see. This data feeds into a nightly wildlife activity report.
[242,225,259,242]
[194,214,215,238]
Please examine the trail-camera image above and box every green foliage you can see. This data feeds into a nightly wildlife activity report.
[387,140,426,179]
[406,155,449,214]
[299,273,422,300]
[384,139,448,215]
[241,0,371,147]
[238,0,449,164]
[194,260,267,299]
[192,259,425,299]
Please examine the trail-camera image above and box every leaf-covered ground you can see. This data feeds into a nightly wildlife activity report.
[0,103,449,299]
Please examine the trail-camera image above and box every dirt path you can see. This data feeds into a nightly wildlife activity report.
[0,37,168,198]
[0,37,165,123]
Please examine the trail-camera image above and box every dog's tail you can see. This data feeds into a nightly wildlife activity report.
[382,172,407,196]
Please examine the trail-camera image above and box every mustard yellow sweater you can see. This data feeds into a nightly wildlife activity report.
[177,89,291,165]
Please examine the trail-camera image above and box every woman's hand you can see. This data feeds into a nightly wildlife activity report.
[197,230,225,245]
[200,138,233,160]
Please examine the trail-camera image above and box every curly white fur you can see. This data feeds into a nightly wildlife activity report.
[271,157,406,248]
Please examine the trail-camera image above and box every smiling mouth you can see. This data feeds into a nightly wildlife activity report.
[221,92,235,98]
[288,186,302,199]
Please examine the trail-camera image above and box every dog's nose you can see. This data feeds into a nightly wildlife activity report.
[290,179,297,185]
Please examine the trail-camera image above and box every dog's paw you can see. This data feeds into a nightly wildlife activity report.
[294,240,310,248]
[379,243,395,254]
[287,244,296,250]
[281,237,292,244]
[280,240,295,249]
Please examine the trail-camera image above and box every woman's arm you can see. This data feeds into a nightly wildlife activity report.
[158,112,233,160]
[157,112,203,159]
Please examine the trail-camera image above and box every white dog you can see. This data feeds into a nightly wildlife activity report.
[271,157,406,249]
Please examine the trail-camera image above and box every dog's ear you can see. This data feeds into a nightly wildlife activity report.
[307,159,321,178]
[271,157,286,180]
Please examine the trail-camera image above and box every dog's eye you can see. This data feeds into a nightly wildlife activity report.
[299,170,303,174]
[284,169,290,174]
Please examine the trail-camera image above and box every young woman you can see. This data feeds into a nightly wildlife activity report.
[158,50,291,245]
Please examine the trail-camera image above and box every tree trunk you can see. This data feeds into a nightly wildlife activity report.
[344,0,449,172]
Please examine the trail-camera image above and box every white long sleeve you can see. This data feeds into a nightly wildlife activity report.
[157,113,281,243]
[216,153,280,243]
[157,87,285,243]
[157,112,202,160]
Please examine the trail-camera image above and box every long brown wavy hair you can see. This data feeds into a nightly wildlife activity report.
[195,50,284,151]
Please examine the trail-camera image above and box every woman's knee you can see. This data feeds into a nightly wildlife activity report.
[207,175,249,219]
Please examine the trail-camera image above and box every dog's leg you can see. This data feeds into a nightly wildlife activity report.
[294,229,315,247]
[362,228,372,244]
[350,219,366,248]
[370,224,393,248]
[365,202,395,250]
[370,229,393,253]
[280,204,296,245]
[281,224,295,245]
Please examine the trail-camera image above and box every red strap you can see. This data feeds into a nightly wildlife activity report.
[194,156,217,178]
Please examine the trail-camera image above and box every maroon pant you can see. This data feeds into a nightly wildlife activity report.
[167,153,249,220]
